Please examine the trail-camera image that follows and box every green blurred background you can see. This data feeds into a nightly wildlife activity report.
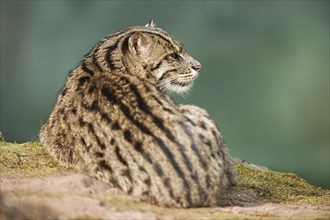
[1,1,329,188]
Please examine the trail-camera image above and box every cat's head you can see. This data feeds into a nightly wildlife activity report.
[88,20,201,95]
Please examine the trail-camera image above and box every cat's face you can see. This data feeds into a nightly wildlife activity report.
[125,25,201,95]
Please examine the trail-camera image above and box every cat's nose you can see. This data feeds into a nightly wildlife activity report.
[192,62,201,72]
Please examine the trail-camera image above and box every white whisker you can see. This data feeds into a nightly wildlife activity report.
[157,76,193,97]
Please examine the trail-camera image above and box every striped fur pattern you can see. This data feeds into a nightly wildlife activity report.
[39,21,236,208]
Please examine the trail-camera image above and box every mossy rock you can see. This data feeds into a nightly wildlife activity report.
[0,140,329,219]
[0,141,73,177]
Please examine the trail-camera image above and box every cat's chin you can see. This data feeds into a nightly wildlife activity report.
[159,80,193,96]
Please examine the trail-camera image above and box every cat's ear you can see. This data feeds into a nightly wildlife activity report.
[145,20,155,28]
[128,32,152,55]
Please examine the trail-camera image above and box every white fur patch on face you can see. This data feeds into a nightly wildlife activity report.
[156,68,198,97]
[191,69,199,78]
[167,82,193,94]
[157,78,193,96]
[160,81,193,95]
[155,68,166,80]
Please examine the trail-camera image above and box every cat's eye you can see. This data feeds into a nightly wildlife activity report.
[169,53,183,61]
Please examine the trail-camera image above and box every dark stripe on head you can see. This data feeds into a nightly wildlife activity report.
[150,60,162,71]
[81,61,95,76]
[92,53,103,72]
[105,29,127,40]
[158,69,174,81]
[141,31,173,48]
[120,35,130,54]
[119,29,178,56]
[105,37,123,70]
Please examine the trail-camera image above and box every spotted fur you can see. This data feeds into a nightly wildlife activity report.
[39,21,236,208]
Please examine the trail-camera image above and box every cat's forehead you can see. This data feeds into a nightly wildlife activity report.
[149,29,184,52]
[99,25,185,55]
[126,26,184,52]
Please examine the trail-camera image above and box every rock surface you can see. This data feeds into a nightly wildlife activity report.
[0,141,329,219]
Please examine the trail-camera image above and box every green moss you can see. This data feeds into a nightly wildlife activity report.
[0,141,72,177]
[0,139,329,212]
[235,164,330,206]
